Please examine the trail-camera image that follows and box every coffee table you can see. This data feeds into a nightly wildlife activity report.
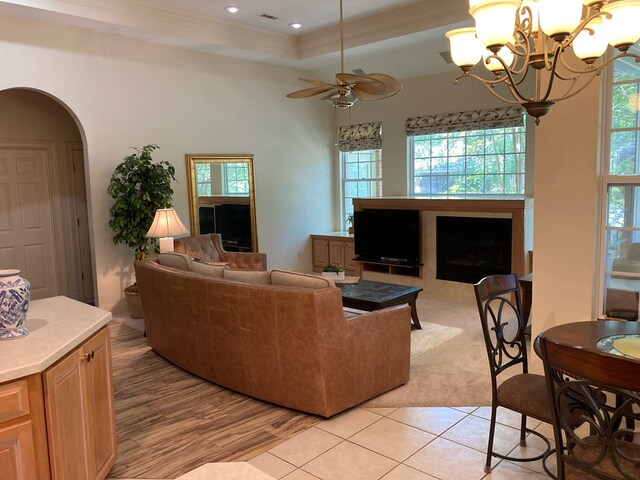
[337,279,423,329]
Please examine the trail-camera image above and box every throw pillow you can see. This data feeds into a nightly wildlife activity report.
[158,252,192,271]
[190,261,227,278]
[270,269,335,288]
[223,269,271,285]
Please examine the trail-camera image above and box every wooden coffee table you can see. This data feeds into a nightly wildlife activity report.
[337,279,423,329]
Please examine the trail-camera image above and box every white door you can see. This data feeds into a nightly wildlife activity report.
[0,147,57,299]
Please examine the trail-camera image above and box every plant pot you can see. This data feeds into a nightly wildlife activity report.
[322,271,345,280]
[124,285,144,319]
[0,269,30,339]
[348,226,354,234]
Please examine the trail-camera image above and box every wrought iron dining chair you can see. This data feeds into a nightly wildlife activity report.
[474,273,552,474]
[540,334,640,480]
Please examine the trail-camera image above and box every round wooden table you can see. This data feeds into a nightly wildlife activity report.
[537,320,640,360]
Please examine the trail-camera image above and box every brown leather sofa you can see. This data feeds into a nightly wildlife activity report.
[134,257,411,417]
[174,233,266,270]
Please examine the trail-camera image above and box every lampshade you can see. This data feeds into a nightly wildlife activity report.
[483,45,516,72]
[145,208,189,253]
[470,0,520,50]
[446,27,484,68]
[602,1,640,50]
[572,17,608,62]
[538,0,583,40]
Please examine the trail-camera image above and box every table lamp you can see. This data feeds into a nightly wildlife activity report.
[145,208,189,253]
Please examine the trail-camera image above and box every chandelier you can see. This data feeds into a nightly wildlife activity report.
[446,0,640,124]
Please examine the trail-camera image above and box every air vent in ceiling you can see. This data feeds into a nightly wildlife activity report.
[259,13,279,20]
[439,51,453,64]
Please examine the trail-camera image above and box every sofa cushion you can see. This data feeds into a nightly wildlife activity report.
[223,269,271,285]
[271,269,335,288]
[158,252,192,271]
[190,261,227,278]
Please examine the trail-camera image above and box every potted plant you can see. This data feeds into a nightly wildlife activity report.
[107,144,177,318]
[346,213,354,234]
[322,263,345,280]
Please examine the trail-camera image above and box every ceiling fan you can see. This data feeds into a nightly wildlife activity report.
[286,0,402,109]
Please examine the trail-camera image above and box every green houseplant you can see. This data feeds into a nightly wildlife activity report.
[322,263,345,280]
[346,213,354,234]
[107,144,177,318]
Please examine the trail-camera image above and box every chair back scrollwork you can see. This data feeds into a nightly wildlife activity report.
[541,336,640,480]
[474,274,529,384]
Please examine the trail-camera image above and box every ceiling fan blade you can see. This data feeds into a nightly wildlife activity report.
[286,85,337,99]
[298,77,334,87]
[352,73,402,100]
[352,68,367,76]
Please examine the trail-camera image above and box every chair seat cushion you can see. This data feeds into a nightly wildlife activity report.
[497,373,552,423]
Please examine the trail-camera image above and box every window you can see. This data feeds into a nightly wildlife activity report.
[342,149,382,224]
[194,162,249,196]
[409,123,526,195]
[601,44,640,320]
[338,122,383,227]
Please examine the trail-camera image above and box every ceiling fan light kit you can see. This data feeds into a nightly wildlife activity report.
[446,0,640,124]
[286,0,402,108]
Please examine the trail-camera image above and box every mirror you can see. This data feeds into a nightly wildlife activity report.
[185,154,258,252]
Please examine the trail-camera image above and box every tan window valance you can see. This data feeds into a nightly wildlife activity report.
[405,106,524,136]
[338,122,382,152]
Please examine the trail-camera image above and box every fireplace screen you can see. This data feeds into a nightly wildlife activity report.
[436,216,512,284]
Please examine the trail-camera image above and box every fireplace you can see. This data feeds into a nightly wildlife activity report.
[436,216,512,284]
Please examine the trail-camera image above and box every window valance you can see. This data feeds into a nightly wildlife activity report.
[338,122,382,152]
[405,106,524,136]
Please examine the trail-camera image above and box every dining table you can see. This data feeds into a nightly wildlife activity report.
[536,319,640,361]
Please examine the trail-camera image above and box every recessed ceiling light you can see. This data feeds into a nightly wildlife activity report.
[224,6,240,14]
[289,22,303,29]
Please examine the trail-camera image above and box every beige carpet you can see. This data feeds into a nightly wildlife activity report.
[364,294,496,408]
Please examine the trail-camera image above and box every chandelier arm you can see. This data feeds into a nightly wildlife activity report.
[539,43,565,102]
[485,54,532,103]
[549,73,602,103]
[454,74,527,105]
[560,10,610,51]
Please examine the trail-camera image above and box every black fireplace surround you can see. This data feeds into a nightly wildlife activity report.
[436,216,512,284]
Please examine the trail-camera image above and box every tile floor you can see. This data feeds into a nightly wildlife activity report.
[247,406,557,480]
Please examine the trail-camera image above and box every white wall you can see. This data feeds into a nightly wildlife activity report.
[0,13,334,309]
[529,79,602,372]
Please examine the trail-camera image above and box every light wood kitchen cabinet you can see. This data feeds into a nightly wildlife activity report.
[0,376,50,480]
[44,326,116,480]
[311,234,359,276]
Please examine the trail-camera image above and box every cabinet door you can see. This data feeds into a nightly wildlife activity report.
[328,241,345,266]
[84,328,117,480]
[0,420,38,480]
[344,241,356,273]
[312,239,329,268]
[44,349,94,480]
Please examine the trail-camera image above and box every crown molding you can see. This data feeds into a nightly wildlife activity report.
[296,0,469,59]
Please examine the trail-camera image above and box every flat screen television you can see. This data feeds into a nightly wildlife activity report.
[354,209,420,265]
[214,204,252,249]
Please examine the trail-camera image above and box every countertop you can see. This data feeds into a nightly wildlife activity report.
[0,296,112,383]
[311,231,353,238]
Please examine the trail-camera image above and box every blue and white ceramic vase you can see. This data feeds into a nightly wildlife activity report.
[0,269,30,339]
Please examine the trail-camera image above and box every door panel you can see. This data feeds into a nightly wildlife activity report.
[0,148,57,299]
[0,421,38,480]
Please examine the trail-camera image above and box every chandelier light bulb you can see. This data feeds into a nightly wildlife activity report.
[572,17,608,62]
[602,1,640,51]
[446,27,484,69]
[470,0,521,51]
[538,0,583,41]
[483,45,516,72]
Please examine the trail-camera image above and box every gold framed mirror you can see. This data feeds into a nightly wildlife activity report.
[185,154,258,252]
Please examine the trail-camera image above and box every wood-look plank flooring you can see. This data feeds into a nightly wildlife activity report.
[107,320,319,479]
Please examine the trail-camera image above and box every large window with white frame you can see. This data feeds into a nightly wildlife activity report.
[409,123,526,196]
[601,43,640,320]
[342,149,382,227]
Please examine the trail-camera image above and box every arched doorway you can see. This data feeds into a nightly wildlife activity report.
[0,88,93,303]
